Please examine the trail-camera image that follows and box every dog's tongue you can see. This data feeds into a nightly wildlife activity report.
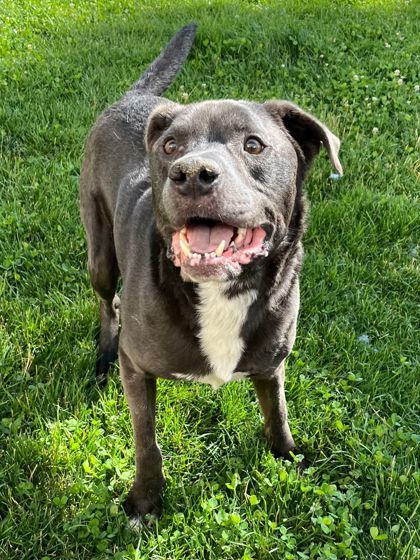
[187,223,234,253]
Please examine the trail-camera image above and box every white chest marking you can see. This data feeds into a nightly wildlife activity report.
[194,283,257,389]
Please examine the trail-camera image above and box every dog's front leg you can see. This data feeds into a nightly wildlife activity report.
[119,348,164,519]
[253,363,304,465]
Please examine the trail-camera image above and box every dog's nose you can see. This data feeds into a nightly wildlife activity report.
[169,158,220,197]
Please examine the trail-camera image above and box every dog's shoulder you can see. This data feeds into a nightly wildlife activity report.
[114,172,152,274]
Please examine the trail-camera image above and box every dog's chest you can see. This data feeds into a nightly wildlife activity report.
[189,283,257,389]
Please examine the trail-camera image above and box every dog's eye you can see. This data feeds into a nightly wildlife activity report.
[244,137,264,154]
[163,138,178,155]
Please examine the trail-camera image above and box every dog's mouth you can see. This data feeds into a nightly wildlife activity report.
[169,218,268,278]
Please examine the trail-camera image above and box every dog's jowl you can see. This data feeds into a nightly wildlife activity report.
[80,23,342,520]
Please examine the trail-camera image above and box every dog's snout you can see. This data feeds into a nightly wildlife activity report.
[169,158,220,198]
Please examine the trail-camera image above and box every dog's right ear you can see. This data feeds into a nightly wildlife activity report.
[145,103,182,152]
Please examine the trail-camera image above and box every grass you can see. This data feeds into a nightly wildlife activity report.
[0,0,419,558]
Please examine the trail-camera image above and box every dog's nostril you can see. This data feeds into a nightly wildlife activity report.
[170,169,187,183]
[199,168,218,184]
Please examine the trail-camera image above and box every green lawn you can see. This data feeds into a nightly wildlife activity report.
[0,1,419,558]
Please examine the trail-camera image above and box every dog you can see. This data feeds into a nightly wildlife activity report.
[79,23,342,520]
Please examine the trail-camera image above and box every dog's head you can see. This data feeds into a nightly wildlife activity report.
[145,99,342,282]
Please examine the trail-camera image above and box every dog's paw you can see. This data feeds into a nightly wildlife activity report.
[272,446,309,472]
[123,485,163,525]
[95,351,118,385]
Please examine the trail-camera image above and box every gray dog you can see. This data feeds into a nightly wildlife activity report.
[80,23,342,520]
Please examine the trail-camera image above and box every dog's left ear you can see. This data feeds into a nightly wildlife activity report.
[145,102,182,153]
[264,100,343,176]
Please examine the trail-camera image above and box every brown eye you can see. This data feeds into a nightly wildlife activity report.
[163,138,178,155]
[244,137,264,154]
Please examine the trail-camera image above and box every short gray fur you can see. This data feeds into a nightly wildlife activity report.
[79,23,342,521]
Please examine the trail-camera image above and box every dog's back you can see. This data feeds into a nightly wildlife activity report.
[79,24,197,381]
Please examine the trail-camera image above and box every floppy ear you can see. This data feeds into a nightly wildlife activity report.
[264,100,343,176]
[145,102,182,152]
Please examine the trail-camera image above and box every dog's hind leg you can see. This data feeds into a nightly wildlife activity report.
[81,194,120,384]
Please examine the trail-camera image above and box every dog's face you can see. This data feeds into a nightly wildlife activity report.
[146,99,341,282]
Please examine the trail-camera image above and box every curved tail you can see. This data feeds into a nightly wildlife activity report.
[130,23,197,96]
